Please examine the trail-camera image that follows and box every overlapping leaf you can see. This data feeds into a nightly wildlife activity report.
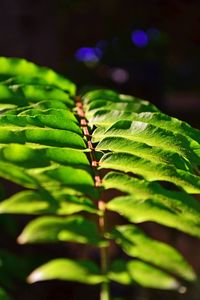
[0,57,76,95]
[0,190,96,215]
[84,88,200,288]
[111,225,195,281]
[0,59,100,255]
[0,57,200,292]
[108,259,181,290]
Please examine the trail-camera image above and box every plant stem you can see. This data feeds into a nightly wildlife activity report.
[76,96,110,300]
[99,201,110,300]
[100,280,110,300]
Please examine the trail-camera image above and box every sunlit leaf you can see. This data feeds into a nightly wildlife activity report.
[18,215,104,246]
[28,259,103,285]
[112,225,196,281]
[127,260,180,290]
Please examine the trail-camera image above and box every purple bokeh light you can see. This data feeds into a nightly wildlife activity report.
[110,68,129,84]
[131,30,149,47]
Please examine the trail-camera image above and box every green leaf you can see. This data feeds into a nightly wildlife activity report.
[97,136,191,171]
[90,110,200,150]
[0,127,85,149]
[0,84,74,109]
[22,85,74,106]
[0,114,82,134]
[83,89,159,113]
[104,173,200,234]
[100,152,200,193]
[19,107,78,123]
[29,165,98,198]
[112,225,196,281]
[92,120,196,161]
[127,260,180,290]
[28,259,103,285]
[18,215,104,246]
[108,258,181,290]
[86,102,159,120]
[108,260,132,285]
[3,100,70,116]
[0,144,90,170]
[0,249,30,289]
[0,57,76,95]
[0,84,28,106]
[107,195,200,237]
[0,161,37,188]
[0,59,199,296]
[0,287,11,300]
[83,89,119,103]
[0,190,97,215]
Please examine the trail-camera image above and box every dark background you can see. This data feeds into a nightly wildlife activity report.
[0,0,200,299]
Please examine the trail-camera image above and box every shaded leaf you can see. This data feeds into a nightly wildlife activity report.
[108,260,132,285]
[0,287,11,300]
[0,190,97,215]
[29,165,98,198]
[0,144,90,170]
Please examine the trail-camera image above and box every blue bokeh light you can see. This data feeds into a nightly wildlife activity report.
[131,30,149,48]
[75,47,102,62]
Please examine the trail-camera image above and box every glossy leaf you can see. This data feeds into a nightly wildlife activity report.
[0,144,90,170]
[0,57,76,95]
[18,215,104,246]
[103,172,200,225]
[100,152,200,193]
[0,57,199,294]
[127,260,180,290]
[112,225,196,281]
[83,89,159,113]
[29,165,98,198]
[28,259,103,284]
[108,259,181,290]
[93,120,196,161]
[97,136,192,171]
[0,190,97,215]
[0,84,74,108]
[90,110,200,150]
[107,195,200,237]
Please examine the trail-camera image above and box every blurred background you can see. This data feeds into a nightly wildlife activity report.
[0,0,200,299]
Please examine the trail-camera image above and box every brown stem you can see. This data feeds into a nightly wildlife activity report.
[75,96,110,300]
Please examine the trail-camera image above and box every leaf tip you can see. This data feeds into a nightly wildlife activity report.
[17,234,27,244]
[178,286,187,294]
[27,270,43,283]
[170,280,184,291]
